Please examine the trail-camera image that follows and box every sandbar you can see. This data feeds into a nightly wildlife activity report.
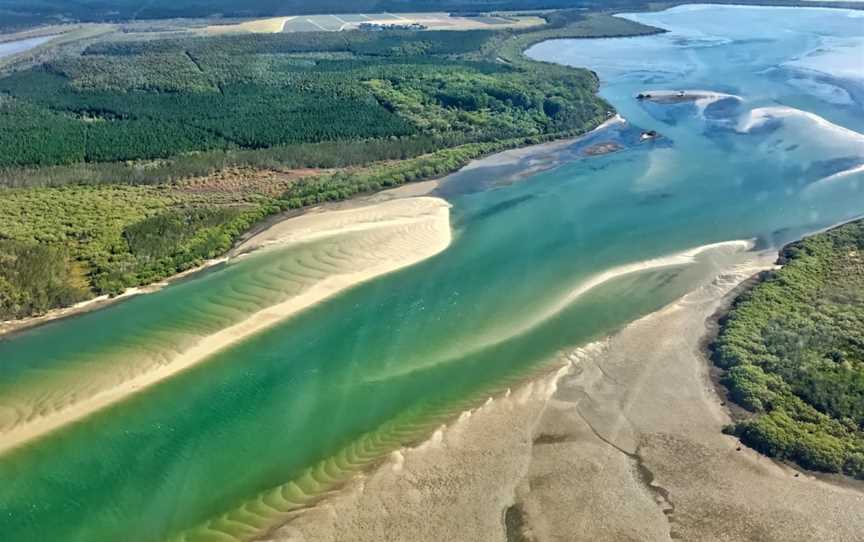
[266,243,863,541]
[0,196,452,456]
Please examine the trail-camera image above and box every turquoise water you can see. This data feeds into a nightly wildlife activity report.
[1,5,863,541]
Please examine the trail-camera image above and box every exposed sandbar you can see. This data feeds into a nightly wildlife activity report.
[637,89,741,104]
[442,240,755,367]
[0,196,452,456]
[463,114,626,170]
[267,243,863,542]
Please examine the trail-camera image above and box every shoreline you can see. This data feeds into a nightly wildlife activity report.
[0,255,229,339]
[0,181,443,339]
[268,242,863,542]
[364,239,754,384]
[176,240,761,541]
[0,116,625,339]
[0,196,452,456]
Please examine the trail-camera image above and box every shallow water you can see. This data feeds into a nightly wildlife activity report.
[1,5,863,541]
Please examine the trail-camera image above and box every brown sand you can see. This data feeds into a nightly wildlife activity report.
[266,247,864,542]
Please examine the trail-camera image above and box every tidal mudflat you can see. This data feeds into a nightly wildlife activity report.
[272,247,862,542]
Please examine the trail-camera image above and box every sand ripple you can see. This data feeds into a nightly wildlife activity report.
[0,197,452,456]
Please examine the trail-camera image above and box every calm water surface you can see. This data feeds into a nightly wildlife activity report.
[1,5,862,541]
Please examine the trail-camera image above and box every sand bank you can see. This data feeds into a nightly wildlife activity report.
[0,183,438,339]
[638,89,741,102]
[737,105,864,144]
[268,245,863,542]
[0,197,451,456]
[460,114,626,172]
[806,163,864,193]
[404,239,756,377]
[637,89,741,114]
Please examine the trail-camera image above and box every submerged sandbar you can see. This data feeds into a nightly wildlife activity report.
[0,196,452,456]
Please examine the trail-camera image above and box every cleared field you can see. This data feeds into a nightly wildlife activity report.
[299,15,346,31]
[204,16,294,34]
[336,14,373,22]
[202,12,546,34]
[381,12,546,30]
[281,18,333,32]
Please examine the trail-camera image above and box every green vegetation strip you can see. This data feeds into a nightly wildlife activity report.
[713,220,864,479]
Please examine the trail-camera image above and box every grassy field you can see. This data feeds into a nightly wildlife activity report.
[713,220,864,479]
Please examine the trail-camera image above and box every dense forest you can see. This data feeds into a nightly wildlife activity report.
[0,29,606,169]
[0,10,652,320]
[713,220,864,479]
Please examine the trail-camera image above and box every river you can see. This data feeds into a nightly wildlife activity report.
[0,5,862,541]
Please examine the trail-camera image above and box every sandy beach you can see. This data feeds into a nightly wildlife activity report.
[0,181,443,338]
[0,196,452,456]
[266,244,864,542]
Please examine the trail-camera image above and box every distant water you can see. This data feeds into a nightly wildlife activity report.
[0,35,54,59]
[1,6,863,541]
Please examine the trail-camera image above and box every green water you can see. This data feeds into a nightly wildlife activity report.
[1,5,863,541]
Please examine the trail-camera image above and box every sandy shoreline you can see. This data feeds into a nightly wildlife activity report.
[268,243,864,542]
[459,114,626,170]
[0,196,451,456]
[419,239,755,371]
[0,257,228,338]
[0,114,624,339]
[0,112,628,458]
[0,179,444,338]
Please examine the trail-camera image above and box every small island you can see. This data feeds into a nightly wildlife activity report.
[637,89,741,105]
[639,129,659,141]
[582,141,623,156]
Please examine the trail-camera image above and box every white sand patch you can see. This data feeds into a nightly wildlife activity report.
[737,106,864,144]
[805,163,864,194]
[783,36,864,82]
[639,89,742,117]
